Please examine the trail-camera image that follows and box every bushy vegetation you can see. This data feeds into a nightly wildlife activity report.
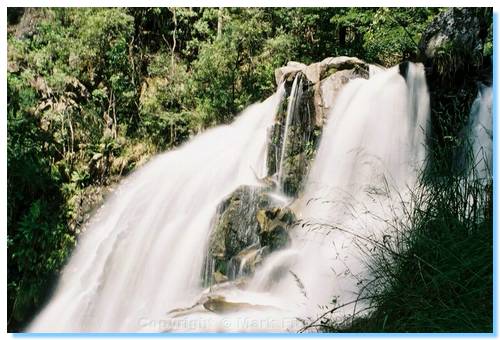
[8,7,491,332]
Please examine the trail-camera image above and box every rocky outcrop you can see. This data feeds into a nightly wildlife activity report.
[275,56,367,86]
[204,186,271,279]
[419,8,491,79]
[203,186,297,285]
[257,207,295,250]
[268,57,369,196]
[203,56,370,288]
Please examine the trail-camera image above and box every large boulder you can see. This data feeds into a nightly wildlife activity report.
[207,185,273,264]
[203,185,298,285]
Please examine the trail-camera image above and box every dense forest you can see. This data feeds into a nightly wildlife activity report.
[7,7,493,332]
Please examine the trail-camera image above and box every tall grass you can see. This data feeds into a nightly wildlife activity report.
[306,143,493,333]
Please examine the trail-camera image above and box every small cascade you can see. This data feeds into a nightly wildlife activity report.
[277,73,303,190]
[467,85,493,181]
[283,62,431,321]
[263,82,286,178]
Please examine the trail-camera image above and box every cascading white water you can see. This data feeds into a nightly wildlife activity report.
[29,62,432,333]
[272,62,430,322]
[28,88,284,332]
[467,85,493,181]
[154,63,431,332]
[277,73,302,189]
[233,63,431,330]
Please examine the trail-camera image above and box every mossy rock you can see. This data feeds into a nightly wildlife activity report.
[281,152,308,196]
[205,185,276,279]
[257,207,296,251]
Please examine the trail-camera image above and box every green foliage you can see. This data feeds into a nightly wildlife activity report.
[329,8,440,65]
[483,20,493,57]
[191,8,274,125]
[362,8,438,65]
[139,53,195,148]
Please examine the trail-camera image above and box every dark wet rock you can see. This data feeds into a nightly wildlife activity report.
[257,207,296,250]
[280,152,308,197]
[203,185,278,283]
[207,186,273,261]
[266,73,319,197]
[203,185,298,285]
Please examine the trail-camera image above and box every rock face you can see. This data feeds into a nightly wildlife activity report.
[266,72,318,196]
[419,8,491,77]
[203,56,369,288]
[257,207,295,250]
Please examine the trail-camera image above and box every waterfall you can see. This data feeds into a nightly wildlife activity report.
[232,63,431,330]
[162,63,430,332]
[28,90,284,332]
[277,73,302,189]
[277,62,430,322]
[29,62,432,332]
